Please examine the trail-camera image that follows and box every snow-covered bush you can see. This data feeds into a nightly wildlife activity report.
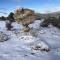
[40,17,51,27]
[0,32,9,42]
[19,35,50,52]
[31,40,50,52]
[41,17,60,28]
[30,29,39,37]
[6,20,13,30]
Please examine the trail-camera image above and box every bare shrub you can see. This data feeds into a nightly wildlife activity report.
[41,17,60,28]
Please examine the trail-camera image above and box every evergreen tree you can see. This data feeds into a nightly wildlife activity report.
[7,12,15,22]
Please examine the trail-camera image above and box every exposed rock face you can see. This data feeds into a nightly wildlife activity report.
[14,8,36,26]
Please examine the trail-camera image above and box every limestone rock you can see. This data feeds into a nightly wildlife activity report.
[14,8,36,26]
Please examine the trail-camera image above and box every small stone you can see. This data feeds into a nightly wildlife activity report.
[31,53,35,55]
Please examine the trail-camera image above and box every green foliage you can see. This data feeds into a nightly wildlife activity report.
[7,12,15,22]
[0,16,6,20]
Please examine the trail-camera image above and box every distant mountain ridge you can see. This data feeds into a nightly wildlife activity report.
[39,11,60,18]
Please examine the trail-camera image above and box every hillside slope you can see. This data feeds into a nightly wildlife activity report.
[0,20,60,60]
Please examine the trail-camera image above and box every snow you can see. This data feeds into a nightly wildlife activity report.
[29,20,41,29]
[12,22,24,30]
[0,20,60,60]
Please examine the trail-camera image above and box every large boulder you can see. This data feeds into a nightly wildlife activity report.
[14,8,36,26]
[14,8,36,32]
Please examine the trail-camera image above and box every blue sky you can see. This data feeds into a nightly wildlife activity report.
[0,0,60,16]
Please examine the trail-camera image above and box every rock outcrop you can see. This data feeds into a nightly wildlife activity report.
[14,8,36,26]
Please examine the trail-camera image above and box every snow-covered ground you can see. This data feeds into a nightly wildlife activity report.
[0,20,60,60]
